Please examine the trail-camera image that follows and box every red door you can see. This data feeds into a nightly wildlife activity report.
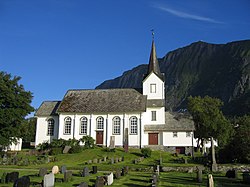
[149,133,158,145]
[96,131,103,145]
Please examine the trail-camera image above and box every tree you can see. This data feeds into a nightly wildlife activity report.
[0,71,34,147]
[187,96,233,171]
[20,117,36,142]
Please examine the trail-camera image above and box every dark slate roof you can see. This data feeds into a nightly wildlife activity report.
[146,99,165,107]
[57,89,147,113]
[35,101,61,116]
[144,40,164,81]
[144,112,195,131]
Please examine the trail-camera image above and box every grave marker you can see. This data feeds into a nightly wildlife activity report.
[43,173,54,187]
[13,176,30,187]
[64,170,72,182]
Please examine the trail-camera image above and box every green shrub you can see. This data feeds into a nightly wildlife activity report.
[69,145,82,153]
[141,148,152,158]
[80,136,95,149]
[102,147,116,152]
[50,147,62,155]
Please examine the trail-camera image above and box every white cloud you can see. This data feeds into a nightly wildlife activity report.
[155,5,224,24]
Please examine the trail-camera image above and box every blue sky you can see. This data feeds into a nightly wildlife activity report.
[0,0,250,112]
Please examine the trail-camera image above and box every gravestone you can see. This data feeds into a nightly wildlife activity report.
[124,166,129,174]
[95,176,105,187]
[121,168,125,176]
[6,172,19,183]
[51,165,59,174]
[124,128,129,153]
[98,158,102,163]
[106,172,113,185]
[152,174,158,187]
[156,165,160,176]
[78,182,88,187]
[39,168,47,177]
[64,170,72,182]
[197,167,202,183]
[1,172,7,184]
[43,173,54,187]
[2,154,8,164]
[103,156,107,162]
[81,167,89,177]
[110,157,114,164]
[114,169,121,179]
[118,157,122,162]
[88,160,92,164]
[61,165,67,174]
[93,158,98,164]
[63,146,71,154]
[109,136,115,149]
[243,172,250,184]
[207,174,214,187]
[13,176,30,187]
[226,169,238,178]
[115,157,119,163]
[92,166,98,174]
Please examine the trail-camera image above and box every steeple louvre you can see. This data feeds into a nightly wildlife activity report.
[146,40,164,80]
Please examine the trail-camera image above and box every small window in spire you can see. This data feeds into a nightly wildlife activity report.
[150,84,156,93]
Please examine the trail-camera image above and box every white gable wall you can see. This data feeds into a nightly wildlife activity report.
[163,131,194,146]
[35,116,59,146]
[143,72,164,100]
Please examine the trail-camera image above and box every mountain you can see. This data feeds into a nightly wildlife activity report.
[96,40,250,116]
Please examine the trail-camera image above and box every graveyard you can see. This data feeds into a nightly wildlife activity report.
[0,147,250,186]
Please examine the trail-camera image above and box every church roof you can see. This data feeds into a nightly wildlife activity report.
[35,101,61,116]
[145,40,164,81]
[144,112,195,131]
[57,89,147,113]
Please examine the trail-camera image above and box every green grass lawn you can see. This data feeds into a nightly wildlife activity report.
[0,147,249,186]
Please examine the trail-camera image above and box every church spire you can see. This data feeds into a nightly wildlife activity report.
[146,32,164,80]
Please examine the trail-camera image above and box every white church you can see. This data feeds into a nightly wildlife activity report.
[35,40,195,155]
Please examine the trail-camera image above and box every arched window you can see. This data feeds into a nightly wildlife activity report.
[130,116,138,135]
[96,117,104,130]
[113,116,121,135]
[80,117,88,135]
[47,118,54,136]
[64,117,71,134]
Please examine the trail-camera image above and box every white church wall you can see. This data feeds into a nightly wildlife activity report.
[143,72,164,100]
[163,131,193,146]
[35,116,59,146]
[142,107,165,125]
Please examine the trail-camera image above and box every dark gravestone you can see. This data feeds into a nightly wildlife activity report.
[121,168,125,176]
[197,167,202,183]
[92,166,98,174]
[1,172,7,184]
[152,174,158,187]
[64,170,72,182]
[95,176,105,187]
[124,128,129,153]
[61,165,67,174]
[81,167,89,177]
[114,169,121,179]
[6,172,19,183]
[226,169,238,178]
[13,176,30,187]
[39,168,47,177]
[78,182,88,187]
[243,172,250,184]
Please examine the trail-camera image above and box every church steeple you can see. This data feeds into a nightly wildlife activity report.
[146,39,164,80]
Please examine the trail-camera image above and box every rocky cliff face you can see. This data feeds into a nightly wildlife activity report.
[96,40,250,116]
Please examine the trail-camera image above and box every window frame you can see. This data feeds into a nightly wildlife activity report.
[130,116,138,135]
[64,117,72,135]
[151,111,156,121]
[47,118,54,136]
[150,83,156,93]
[112,116,121,135]
[96,116,104,130]
[186,131,191,137]
[173,131,178,138]
[80,117,88,135]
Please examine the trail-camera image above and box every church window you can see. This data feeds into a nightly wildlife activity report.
[130,116,138,135]
[173,131,178,137]
[64,117,71,134]
[150,84,156,93]
[186,132,191,137]
[97,117,104,130]
[47,118,54,136]
[151,111,156,121]
[113,116,121,135]
[80,117,88,135]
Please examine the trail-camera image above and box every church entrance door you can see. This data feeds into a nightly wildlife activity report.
[96,131,103,145]
[149,133,158,145]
